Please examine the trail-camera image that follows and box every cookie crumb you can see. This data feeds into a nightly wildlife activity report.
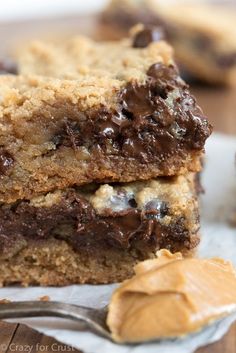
[0,298,11,303]
[39,295,50,301]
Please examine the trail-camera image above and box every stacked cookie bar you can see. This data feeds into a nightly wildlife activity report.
[0,28,212,285]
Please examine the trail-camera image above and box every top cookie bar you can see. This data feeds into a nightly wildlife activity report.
[0,29,211,203]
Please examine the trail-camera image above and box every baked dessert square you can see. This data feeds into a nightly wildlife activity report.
[102,0,236,85]
[1,31,211,202]
[0,174,200,286]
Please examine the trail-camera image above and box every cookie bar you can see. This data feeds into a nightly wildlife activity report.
[0,174,200,286]
[102,0,236,85]
[1,34,211,202]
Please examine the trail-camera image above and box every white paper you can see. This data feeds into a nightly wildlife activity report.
[0,0,109,22]
[0,132,236,353]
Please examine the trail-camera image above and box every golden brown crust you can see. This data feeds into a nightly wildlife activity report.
[0,239,196,287]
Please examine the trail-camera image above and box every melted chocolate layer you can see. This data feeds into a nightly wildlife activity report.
[51,63,211,164]
[0,189,198,258]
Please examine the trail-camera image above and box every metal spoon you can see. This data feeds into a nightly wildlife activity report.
[0,301,111,339]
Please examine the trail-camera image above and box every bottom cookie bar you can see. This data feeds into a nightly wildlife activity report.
[0,174,200,286]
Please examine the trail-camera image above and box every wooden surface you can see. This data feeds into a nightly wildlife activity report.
[0,320,235,353]
[0,14,236,353]
[0,321,81,353]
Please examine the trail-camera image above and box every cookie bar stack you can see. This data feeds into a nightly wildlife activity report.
[0,27,212,286]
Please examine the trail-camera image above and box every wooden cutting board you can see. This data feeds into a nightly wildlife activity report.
[0,14,235,353]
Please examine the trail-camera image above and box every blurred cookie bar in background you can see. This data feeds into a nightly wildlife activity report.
[102,0,236,85]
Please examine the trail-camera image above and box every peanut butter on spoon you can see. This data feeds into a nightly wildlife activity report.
[107,250,236,343]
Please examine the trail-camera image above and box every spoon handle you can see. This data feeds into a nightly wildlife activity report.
[0,301,110,338]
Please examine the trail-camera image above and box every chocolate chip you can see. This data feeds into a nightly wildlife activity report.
[144,199,168,220]
[0,149,14,175]
[121,82,156,119]
[108,190,136,212]
[133,27,164,48]
[0,59,18,75]
[147,63,178,81]
[120,65,176,120]
[128,198,137,208]
[52,119,81,150]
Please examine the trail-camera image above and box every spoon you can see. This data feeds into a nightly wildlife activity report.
[0,301,111,340]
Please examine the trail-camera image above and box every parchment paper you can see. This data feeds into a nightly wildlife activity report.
[1,132,236,353]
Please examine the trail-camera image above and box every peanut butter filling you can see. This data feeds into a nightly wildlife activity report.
[107,250,236,343]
